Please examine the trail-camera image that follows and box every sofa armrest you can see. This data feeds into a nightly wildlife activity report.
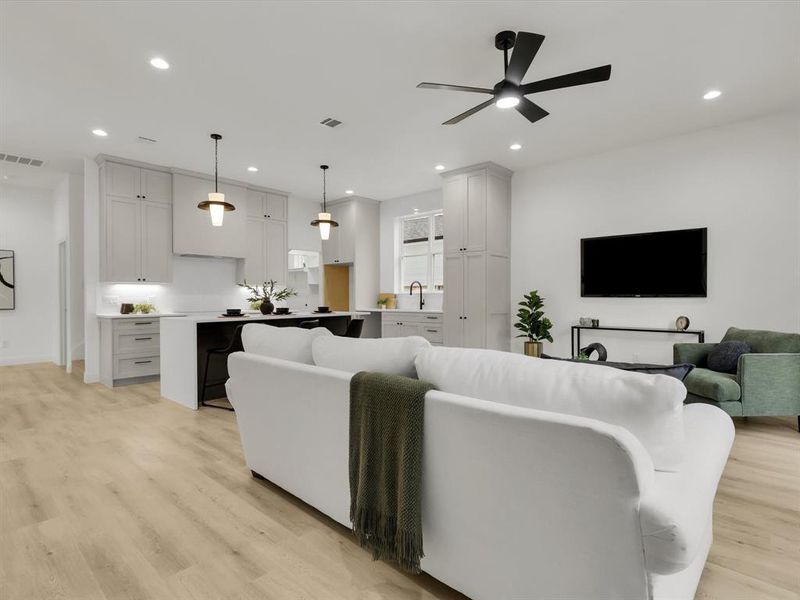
[673,343,716,367]
[640,404,734,575]
[739,353,800,415]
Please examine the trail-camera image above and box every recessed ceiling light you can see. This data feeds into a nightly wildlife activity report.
[510,143,522,150]
[92,129,108,137]
[247,166,258,172]
[150,57,170,70]
[434,164,445,171]
[345,189,354,195]
[703,90,721,100]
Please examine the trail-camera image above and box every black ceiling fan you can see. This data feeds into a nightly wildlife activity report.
[417,30,611,125]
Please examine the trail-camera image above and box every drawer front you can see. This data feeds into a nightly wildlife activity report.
[113,318,160,334]
[115,332,160,354]
[114,355,160,379]
[381,312,442,324]
[419,325,443,344]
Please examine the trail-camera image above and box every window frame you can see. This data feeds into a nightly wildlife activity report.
[396,210,444,294]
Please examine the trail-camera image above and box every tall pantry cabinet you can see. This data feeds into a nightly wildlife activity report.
[442,162,511,350]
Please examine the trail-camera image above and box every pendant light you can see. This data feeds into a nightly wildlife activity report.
[310,164,338,240]
[197,133,235,226]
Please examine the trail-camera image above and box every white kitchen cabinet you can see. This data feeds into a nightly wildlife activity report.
[381,312,443,345]
[140,201,172,283]
[238,213,288,286]
[441,162,511,350]
[246,189,288,221]
[99,316,165,387]
[101,161,173,283]
[265,219,288,284]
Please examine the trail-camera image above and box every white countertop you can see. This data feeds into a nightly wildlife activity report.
[357,308,443,314]
[96,313,187,319]
[161,310,367,324]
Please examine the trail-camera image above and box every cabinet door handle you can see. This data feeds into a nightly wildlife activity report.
[134,360,152,364]
[134,337,152,341]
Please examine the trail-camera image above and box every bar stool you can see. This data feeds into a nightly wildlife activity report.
[298,320,321,329]
[342,319,363,338]
[200,324,244,410]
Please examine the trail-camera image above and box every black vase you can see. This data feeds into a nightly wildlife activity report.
[260,299,274,315]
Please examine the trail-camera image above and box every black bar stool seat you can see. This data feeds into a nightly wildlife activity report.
[200,324,244,410]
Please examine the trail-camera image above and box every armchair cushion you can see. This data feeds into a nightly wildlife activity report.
[683,368,741,402]
[707,341,751,374]
[673,343,717,368]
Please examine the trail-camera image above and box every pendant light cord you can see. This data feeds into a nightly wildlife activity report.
[214,136,219,193]
[322,167,327,211]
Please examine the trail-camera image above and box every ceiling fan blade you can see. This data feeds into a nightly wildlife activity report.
[515,97,549,124]
[521,65,611,95]
[505,31,545,86]
[443,98,495,125]
[417,82,493,94]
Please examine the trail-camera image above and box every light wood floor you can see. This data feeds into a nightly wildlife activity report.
[0,362,797,600]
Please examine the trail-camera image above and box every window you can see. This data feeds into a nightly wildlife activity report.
[399,211,443,292]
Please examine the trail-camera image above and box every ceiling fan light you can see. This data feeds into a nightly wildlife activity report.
[495,95,520,109]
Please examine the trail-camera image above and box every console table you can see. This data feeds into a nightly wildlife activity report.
[571,325,705,358]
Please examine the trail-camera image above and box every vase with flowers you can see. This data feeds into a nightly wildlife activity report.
[239,280,297,315]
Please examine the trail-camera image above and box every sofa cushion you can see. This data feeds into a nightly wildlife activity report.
[241,324,332,364]
[706,341,751,374]
[683,368,741,402]
[312,335,430,378]
[722,327,800,354]
[415,346,686,472]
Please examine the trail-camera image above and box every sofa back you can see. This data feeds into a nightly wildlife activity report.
[723,327,800,353]
[225,351,654,600]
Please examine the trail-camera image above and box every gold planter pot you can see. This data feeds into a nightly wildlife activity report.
[523,341,543,357]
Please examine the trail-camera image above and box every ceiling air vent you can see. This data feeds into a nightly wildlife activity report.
[320,117,342,128]
[0,153,45,167]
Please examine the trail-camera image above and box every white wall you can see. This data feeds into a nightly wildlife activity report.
[510,112,800,364]
[379,188,443,310]
[0,185,57,365]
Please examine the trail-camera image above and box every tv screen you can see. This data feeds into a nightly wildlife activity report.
[581,228,707,297]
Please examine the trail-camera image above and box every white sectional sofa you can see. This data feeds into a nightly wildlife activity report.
[225,325,734,600]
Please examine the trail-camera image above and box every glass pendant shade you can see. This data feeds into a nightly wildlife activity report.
[310,165,339,239]
[198,133,235,225]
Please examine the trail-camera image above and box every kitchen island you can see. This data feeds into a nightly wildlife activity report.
[160,311,363,409]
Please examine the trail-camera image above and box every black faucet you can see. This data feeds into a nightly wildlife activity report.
[409,281,425,310]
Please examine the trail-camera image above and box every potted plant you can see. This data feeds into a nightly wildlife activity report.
[239,280,297,315]
[514,290,553,357]
[376,297,390,310]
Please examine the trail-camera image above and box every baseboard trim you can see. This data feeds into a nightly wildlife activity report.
[0,355,56,367]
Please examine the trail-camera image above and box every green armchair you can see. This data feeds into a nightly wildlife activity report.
[674,327,800,430]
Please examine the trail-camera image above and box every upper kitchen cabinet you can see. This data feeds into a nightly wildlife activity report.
[172,173,247,258]
[246,189,288,221]
[100,160,172,283]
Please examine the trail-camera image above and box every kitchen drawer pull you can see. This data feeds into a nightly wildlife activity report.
[134,360,152,364]
[134,321,153,325]
[134,337,153,341]
[426,316,438,319]
[426,329,438,333]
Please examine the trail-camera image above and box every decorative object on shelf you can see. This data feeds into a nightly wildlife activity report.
[379,293,397,310]
[275,307,291,315]
[591,319,600,328]
[315,305,331,313]
[417,30,611,126]
[120,303,134,314]
[377,297,390,309]
[239,280,297,315]
[226,308,243,316]
[197,133,235,227]
[515,290,553,357]
[133,303,157,314]
[0,249,15,310]
[579,342,608,361]
[579,317,592,327]
[675,315,691,331]
[310,165,339,240]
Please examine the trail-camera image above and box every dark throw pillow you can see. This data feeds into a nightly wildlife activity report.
[541,355,695,381]
[707,341,751,374]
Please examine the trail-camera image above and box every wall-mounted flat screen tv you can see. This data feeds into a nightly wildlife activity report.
[581,227,707,297]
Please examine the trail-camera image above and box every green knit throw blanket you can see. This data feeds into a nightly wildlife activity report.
[349,371,434,574]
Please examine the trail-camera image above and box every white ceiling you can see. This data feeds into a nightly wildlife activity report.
[1,1,798,201]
